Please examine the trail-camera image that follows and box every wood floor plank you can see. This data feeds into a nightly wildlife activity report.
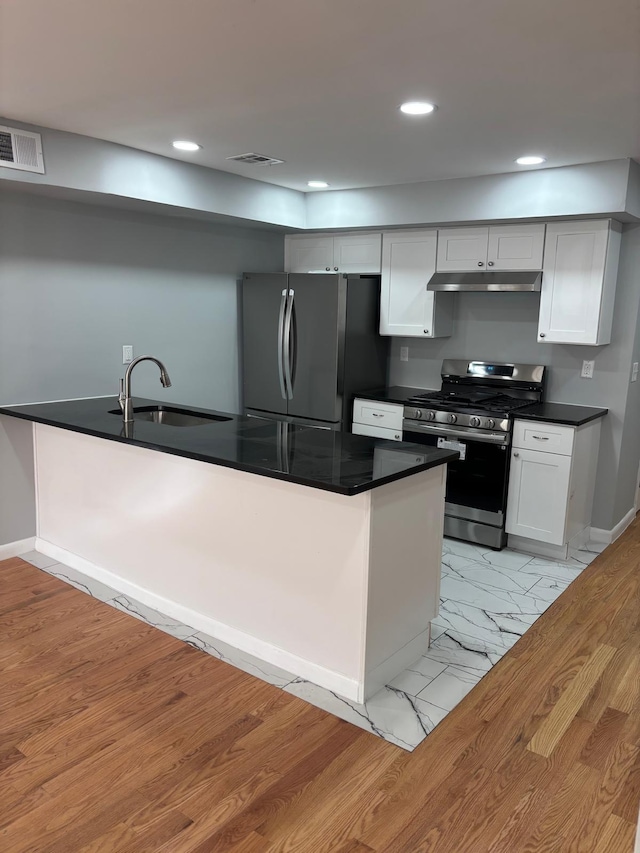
[613,748,640,822]
[580,707,630,770]
[527,643,617,758]
[593,814,636,852]
[565,739,639,853]
[2,524,640,852]
[611,653,640,714]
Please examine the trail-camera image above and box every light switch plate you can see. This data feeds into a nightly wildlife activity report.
[123,345,134,364]
[632,362,639,383]
[581,360,595,379]
[400,346,409,362]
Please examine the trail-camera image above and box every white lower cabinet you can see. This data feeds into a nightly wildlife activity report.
[352,422,402,441]
[506,418,601,552]
[506,448,572,545]
[379,230,453,337]
[352,398,404,441]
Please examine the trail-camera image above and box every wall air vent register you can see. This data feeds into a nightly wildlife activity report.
[226,152,285,166]
[0,126,45,174]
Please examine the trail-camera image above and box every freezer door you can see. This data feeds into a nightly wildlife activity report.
[286,274,344,423]
[242,273,289,416]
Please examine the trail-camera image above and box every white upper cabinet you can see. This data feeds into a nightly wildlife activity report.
[379,230,453,338]
[332,234,382,273]
[436,224,545,271]
[538,220,621,345]
[285,233,381,273]
[487,224,545,270]
[436,227,489,271]
[285,235,334,273]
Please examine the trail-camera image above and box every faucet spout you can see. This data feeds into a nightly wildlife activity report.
[119,355,172,423]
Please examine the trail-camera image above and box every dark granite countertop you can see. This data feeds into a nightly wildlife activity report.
[0,397,457,496]
[354,386,436,405]
[514,403,608,426]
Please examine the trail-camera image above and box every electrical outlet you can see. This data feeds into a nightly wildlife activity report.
[632,362,639,383]
[400,346,409,363]
[581,360,595,379]
[122,345,133,364]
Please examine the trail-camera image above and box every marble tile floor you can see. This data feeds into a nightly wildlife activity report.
[19,537,605,752]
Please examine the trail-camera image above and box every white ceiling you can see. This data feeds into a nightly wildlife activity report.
[1,0,639,192]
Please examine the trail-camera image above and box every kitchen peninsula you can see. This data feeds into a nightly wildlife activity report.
[0,397,456,702]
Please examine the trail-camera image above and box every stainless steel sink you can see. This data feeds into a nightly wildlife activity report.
[109,405,231,427]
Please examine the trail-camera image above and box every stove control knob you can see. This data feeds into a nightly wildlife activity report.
[448,414,457,424]
[486,418,495,429]
[426,410,436,421]
[469,416,481,427]
[413,409,422,419]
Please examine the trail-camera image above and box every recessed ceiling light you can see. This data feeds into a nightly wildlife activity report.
[515,155,546,166]
[307,180,329,188]
[172,140,201,152]
[399,101,437,116]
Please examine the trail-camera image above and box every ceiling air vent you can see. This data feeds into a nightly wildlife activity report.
[226,152,285,166]
[0,126,45,174]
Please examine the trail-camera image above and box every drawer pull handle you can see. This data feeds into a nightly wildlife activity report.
[395,434,401,440]
[513,452,520,458]
[532,435,549,441]
[372,413,384,418]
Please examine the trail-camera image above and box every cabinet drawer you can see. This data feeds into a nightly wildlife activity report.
[513,420,575,456]
[352,422,402,441]
[352,399,403,430]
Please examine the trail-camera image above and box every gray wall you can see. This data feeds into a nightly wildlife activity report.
[306,160,637,230]
[0,416,35,545]
[0,118,306,229]
[2,119,639,233]
[389,224,640,531]
[0,191,284,410]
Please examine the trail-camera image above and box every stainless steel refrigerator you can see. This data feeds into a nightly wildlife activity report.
[241,273,389,429]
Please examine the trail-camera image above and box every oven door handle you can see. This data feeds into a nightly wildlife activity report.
[403,421,510,445]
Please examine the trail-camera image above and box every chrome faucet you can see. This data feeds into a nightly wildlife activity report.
[118,355,172,423]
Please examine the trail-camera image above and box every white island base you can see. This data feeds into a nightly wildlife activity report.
[33,423,445,703]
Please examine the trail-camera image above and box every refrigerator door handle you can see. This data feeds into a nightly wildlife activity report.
[284,288,295,400]
[277,289,288,400]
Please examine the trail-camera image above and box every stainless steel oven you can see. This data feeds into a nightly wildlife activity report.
[402,360,546,549]
[402,419,511,548]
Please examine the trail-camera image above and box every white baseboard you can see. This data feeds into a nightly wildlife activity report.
[507,535,569,561]
[0,536,36,560]
[35,538,360,702]
[591,506,636,545]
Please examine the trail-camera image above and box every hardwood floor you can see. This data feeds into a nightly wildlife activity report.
[2,522,640,851]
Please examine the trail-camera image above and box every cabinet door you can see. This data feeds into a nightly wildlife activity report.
[285,235,334,273]
[487,224,545,270]
[380,230,438,337]
[332,233,382,273]
[436,227,489,271]
[538,221,611,345]
[506,448,572,545]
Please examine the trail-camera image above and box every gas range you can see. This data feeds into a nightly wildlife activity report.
[401,360,546,550]
[403,361,545,436]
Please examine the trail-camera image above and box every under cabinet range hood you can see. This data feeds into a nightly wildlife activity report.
[427,271,542,293]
